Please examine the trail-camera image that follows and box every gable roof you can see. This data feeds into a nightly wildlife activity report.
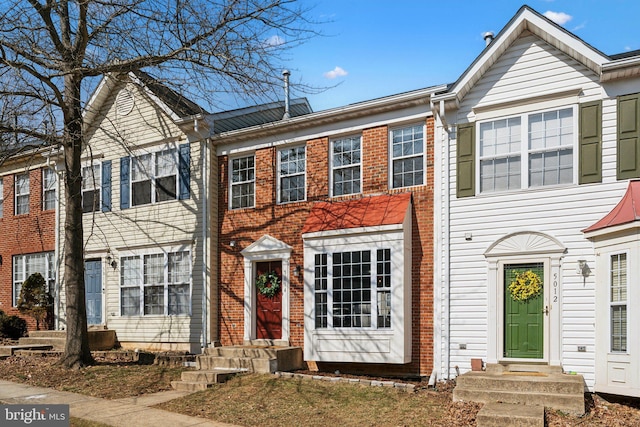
[83,71,208,130]
[435,5,611,106]
[583,180,640,234]
[302,193,411,234]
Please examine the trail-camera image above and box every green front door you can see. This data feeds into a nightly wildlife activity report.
[504,263,544,358]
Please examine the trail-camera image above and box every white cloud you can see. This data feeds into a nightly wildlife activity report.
[571,22,586,32]
[324,66,348,79]
[543,11,573,26]
[265,35,285,47]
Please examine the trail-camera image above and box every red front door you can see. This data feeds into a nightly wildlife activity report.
[256,261,282,339]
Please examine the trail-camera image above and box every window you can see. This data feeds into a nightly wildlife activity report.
[0,177,3,218]
[42,168,56,211]
[479,107,574,193]
[391,125,424,188]
[230,155,255,209]
[131,149,178,206]
[331,136,361,196]
[610,253,627,352]
[82,164,101,213]
[278,146,306,203]
[314,249,391,329]
[15,173,29,215]
[13,252,55,306]
[120,250,191,316]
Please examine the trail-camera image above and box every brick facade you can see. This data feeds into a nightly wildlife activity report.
[218,118,435,376]
[0,166,56,332]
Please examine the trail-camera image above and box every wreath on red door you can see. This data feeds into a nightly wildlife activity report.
[256,271,281,298]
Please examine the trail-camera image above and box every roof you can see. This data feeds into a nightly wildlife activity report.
[301,193,411,234]
[583,180,640,233]
[133,71,209,117]
[211,98,312,134]
[435,5,612,106]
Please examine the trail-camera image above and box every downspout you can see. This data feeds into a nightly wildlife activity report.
[441,98,451,381]
[53,156,63,330]
[429,98,451,385]
[196,117,209,351]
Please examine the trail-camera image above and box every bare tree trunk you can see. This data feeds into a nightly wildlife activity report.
[59,75,93,369]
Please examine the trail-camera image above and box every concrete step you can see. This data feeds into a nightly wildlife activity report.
[18,337,66,350]
[477,402,544,427]
[205,346,281,358]
[0,344,54,356]
[196,356,276,373]
[486,363,563,374]
[454,386,584,415]
[171,369,242,391]
[26,331,66,339]
[456,372,584,395]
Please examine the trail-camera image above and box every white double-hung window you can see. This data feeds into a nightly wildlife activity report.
[610,253,627,352]
[278,146,306,203]
[131,149,178,206]
[479,107,574,193]
[15,172,29,215]
[230,154,255,209]
[120,250,191,316]
[331,136,361,196]
[391,124,425,188]
[42,168,57,211]
[13,252,55,306]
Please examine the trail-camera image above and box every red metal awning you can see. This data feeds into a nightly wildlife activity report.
[302,193,411,234]
[583,180,640,233]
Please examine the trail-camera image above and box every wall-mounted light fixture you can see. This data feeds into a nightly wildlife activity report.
[293,265,302,277]
[229,240,236,248]
[577,260,590,278]
[106,251,118,270]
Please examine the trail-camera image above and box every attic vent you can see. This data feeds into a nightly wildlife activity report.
[116,89,134,116]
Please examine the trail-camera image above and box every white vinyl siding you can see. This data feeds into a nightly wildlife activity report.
[391,125,425,188]
[442,34,615,390]
[331,136,361,196]
[42,168,56,211]
[278,146,306,203]
[230,155,255,209]
[15,172,29,215]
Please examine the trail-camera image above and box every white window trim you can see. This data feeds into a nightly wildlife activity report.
[118,247,192,317]
[303,220,412,364]
[14,172,30,215]
[609,251,628,353]
[13,252,55,307]
[476,104,578,194]
[277,145,307,204]
[229,153,256,210]
[130,146,179,206]
[81,161,102,213]
[330,135,363,198]
[42,168,57,211]
[388,123,427,189]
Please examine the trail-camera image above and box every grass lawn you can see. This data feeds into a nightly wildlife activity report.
[2,354,640,426]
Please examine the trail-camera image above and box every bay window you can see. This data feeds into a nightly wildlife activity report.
[13,252,55,306]
[610,253,627,352]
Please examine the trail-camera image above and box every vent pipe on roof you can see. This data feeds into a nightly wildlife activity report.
[282,69,291,120]
[483,32,494,47]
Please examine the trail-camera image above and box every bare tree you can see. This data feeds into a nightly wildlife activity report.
[0,0,315,369]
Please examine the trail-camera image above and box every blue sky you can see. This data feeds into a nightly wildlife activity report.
[281,1,640,112]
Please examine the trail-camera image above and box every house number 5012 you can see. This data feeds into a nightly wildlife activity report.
[553,273,558,303]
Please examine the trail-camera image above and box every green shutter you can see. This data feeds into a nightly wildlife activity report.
[578,101,602,184]
[617,93,640,180]
[456,122,475,198]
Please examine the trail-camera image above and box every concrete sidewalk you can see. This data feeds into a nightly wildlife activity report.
[0,380,239,426]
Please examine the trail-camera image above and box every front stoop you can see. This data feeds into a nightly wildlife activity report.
[15,330,118,351]
[477,402,544,427]
[171,345,303,391]
[453,364,585,416]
